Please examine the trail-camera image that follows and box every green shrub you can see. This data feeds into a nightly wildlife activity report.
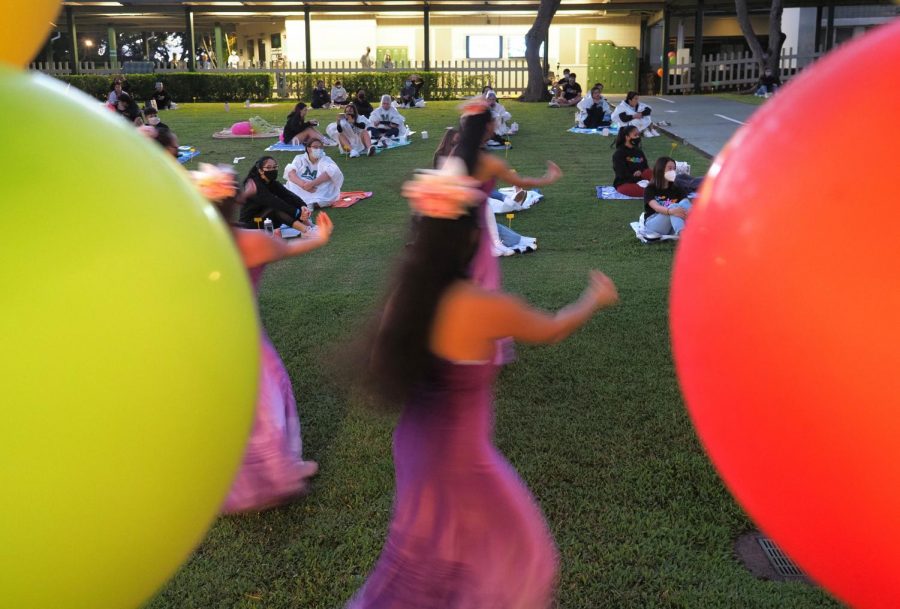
[53,72,273,103]
[283,71,457,102]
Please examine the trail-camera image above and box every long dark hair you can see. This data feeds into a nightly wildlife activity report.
[651,156,675,190]
[247,156,276,182]
[451,108,493,175]
[287,102,306,120]
[363,212,481,405]
[614,124,639,149]
[432,127,459,169]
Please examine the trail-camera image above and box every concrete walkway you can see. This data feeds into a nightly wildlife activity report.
[641,95,762,158]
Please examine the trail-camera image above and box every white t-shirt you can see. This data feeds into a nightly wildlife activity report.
[283,153,344,206]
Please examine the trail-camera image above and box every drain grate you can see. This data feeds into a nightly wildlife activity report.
[757,537,805,578]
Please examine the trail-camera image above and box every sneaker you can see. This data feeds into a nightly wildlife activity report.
[322,137,338,147]
[349,149,360,158]
[548,100,559,108]
[492,242,516,257]
[367,145,376,157]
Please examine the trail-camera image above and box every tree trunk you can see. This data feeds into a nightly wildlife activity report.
[521,0,561,101]
[735,0,784,71]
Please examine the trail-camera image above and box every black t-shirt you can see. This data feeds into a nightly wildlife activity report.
[643,183,688,218]
[563,82,582,100]
[150,90,173,109]
[611,146,648,187]
[353,98,374,118]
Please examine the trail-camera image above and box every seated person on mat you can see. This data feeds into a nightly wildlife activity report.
[328,103,376,158]
[549,72,582,107]
[642,156,691,237]
[241,156,315,234]
[284,140,344,209]
[352,89,374,119]
[612,91,659,137]
[576,85,612,129]
[368,95,406,142]
[150,82,174,110]
[311,80,331,109]
[398,78,417,107]
[331,80,349,105]
[612,125,653,197]
[283,102,325,146]
[486,90,515,140]
[115,93,144,126]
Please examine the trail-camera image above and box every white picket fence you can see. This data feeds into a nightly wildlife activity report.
[29,59,531,97]
[666,48,825,93]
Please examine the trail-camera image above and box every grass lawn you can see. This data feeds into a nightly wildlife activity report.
[146,101,840,609]
[713,93,767,106]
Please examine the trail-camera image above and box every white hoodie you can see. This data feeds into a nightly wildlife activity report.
[611,99,651,127]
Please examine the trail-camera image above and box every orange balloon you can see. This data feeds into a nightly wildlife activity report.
[0,1,61,67]
[656,68,664,77]
[671,20,900,609]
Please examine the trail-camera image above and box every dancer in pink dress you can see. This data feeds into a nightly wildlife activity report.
[189,164,333,513]
[346,136,619,606]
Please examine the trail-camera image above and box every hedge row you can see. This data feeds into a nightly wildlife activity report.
[53,73,273,103]
[51,70,498,104]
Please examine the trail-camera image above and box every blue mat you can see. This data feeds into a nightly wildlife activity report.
[596,185,638,200]
[375,139,412,154]
[177,147,200,164]
[569,126,619,136]
[265,141,306,152]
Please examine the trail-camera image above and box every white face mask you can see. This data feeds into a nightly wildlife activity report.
[309,148,324,160]
[664,170,677,182]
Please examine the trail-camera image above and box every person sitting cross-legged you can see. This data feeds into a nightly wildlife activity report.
[367,94,406,145]
[549,73,582,107]
[576,84,611,129]
[241,156,315,234]
[612,91,659,137]
[311,80,331,109]
[612,125,653,197]
[641,156,692,237]
[283,140,345,209]
[331,80,349,105]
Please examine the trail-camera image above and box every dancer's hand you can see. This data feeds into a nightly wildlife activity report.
[585,270,619,309]
[313,212,333,243]
[544,161,563,183]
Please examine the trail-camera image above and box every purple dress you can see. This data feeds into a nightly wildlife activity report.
[346,358,559,608]
[222,265,316,513]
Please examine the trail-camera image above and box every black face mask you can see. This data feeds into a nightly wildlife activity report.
[263,169,278,181]
[631,137,641,146]
[358,95,367,101]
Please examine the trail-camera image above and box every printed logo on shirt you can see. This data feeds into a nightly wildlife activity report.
[300,167,318,180]
[655,195,680,206]
[626,155,644,163]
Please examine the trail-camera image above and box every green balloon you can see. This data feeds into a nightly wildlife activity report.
[0,68,258,608]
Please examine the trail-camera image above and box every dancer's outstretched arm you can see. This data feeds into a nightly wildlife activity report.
[235,212,333,269]
[479,153,562,188]
[431,271,618,361]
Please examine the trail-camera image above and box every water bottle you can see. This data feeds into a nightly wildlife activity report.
[224,102,230,112]
[263,218,274,235]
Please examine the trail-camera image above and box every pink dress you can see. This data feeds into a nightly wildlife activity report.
[222,265,316,513]
[346,358,559,608]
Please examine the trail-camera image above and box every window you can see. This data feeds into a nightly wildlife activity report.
[271,33,282,49]
[507,36,543,58]
[466,35,503,59]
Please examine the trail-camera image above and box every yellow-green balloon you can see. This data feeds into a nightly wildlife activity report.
[0,68,259,608]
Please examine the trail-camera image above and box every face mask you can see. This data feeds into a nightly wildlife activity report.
[309,148,324,160]
[263,169,278,181]
[664,170,677,182]
[359,95,366,101]
[147,117,160,126]
[631,137,641,146]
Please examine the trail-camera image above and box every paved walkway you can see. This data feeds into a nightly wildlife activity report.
[641,95,762,158]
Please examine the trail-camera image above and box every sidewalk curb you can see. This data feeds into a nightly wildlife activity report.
[657,127,715,160]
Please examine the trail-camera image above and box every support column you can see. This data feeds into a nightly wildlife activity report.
[661,4,670,94]
[423,5,430,70]
[304,7,312,72]
[107,25,118,70]
[67,7,80,74]
[143,32,151,60]
[185,7,196,71]
[825,5,835,52]
[693,0,704,94]
[214,23,224,68]
[814,6,823,52]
